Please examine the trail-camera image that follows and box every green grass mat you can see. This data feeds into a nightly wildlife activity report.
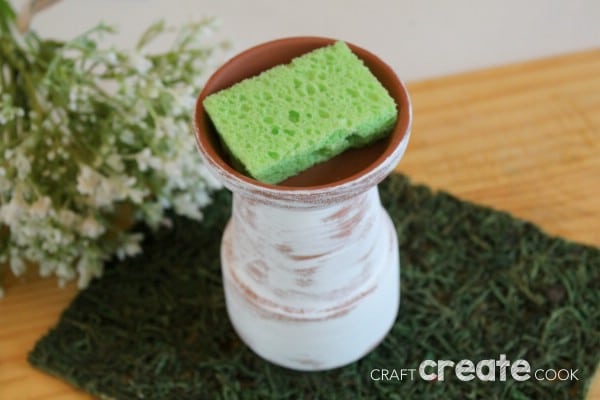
[28,174,600,399]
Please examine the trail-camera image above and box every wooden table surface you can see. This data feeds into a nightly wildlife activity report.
[1,49,599,400]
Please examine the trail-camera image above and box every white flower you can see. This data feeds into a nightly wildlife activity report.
[58,209,79,228]
[105,51,118,65]
[0,17,226,297]
[77,167,140,207]
[198,164,222,190]
[127,186,147,204]
[10,248,27,276]
[163,160,185,188]
[130,53,152,74]
[159,117,178,138]
[171,88,196,116]
[116,233,143,260]
[76,254,102,288]
[15,151,31,179]
[39,261,56,277]
[106,154,125,172]
[9,254,26,276]
[0,94,25,124]
[173,193,202,220]
[147,85,160,99]
[30,196,52,218]
[94,179,116,207]
[135,148,161,172]
[48,108,66,125]
[132,103,148,121]
[77,166,102,196]
[119,129,136,145]
[76,257,93,288]
[80,216,105,238]
[193,189,212,208]
[56,263,75,281]
[68,87,80,110]
[102,174,145,204]
[1,193,26,226]
[141,202,163,228]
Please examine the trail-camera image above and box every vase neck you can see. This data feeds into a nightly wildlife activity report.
[224,185,393,313]
[232,187,379,256]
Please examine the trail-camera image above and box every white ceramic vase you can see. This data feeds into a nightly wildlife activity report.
[195,37,412,371]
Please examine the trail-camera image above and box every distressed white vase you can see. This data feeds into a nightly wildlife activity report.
[194,37,412,371]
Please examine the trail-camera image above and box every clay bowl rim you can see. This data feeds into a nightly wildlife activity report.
[194,36,412,196]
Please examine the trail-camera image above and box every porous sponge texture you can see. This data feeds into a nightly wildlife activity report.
[203,41,398,184]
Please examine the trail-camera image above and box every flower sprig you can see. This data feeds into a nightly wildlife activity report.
[0,2,228,296]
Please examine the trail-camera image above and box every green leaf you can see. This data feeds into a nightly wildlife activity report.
[0,0,16,34]
[136,20,166,50]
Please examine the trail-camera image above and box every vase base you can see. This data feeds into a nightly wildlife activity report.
[221,212,400,371]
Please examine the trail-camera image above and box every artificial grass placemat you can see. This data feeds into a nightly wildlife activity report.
[29,174,599,399]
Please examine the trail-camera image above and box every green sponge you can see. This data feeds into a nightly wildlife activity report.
[203,41,397,184]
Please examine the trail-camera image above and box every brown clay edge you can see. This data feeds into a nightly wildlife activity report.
[194,36,411,192]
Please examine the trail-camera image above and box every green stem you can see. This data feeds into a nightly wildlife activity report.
[1,44,43,115]
[22,74,42,114]
[0,61,7,90]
